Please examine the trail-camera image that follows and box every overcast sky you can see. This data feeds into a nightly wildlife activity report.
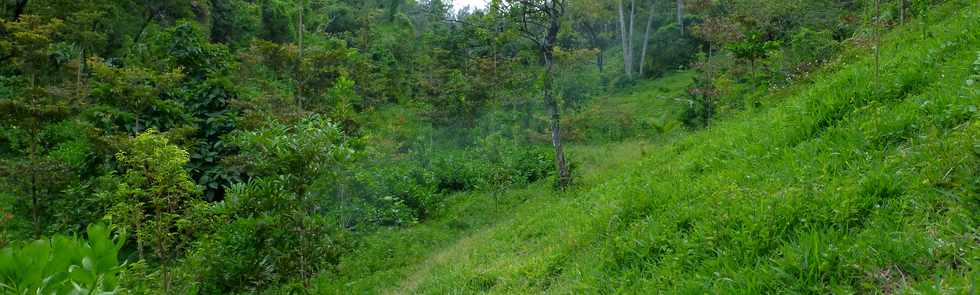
[453,0,488,11]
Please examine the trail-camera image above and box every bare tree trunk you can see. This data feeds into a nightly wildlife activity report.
[639,1,656,76]
[676,0,684,35]
[618,0,633,78]
[628,0,636,75]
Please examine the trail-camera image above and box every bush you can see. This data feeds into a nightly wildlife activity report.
[783,28,838,77]
[0,224,124,294]
[182,192,353,293]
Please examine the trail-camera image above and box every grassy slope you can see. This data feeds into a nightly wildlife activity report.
[317,1,979,293]
[312,85,692,294]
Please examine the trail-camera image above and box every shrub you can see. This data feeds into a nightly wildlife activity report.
[783,28,839,77]
[0,224,124,294]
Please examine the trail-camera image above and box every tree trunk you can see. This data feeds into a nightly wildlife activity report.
[676,0,684,35]
[597,47,604,73]
[31,163,39,238]
[29,74,41,238]
[899,0,905,24]
[618,0,633,78]
[297,0,305,110]
[13,0,27,20]
[387,0,401,22]
[543,4,571,190]
[628,0,636,75]
[77,48,84,99]
[543,52,570,189]
[639,1,656,76]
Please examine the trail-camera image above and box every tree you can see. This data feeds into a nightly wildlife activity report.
[231,115,357,285]
[617,0,634,78]
[296,0,305,110]
[86,58,185,135]
[0,15,76,238]
[568,0,614,73]
[504,0,572,189]
[639,0,656,76]
[675,0,683,35]
[106,130,200,292]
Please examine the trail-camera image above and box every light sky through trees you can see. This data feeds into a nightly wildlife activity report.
[453,0,487,11]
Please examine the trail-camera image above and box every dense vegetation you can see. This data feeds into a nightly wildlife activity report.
[0,0,975,293]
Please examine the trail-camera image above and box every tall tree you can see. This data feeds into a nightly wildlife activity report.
[569,0,613,73]
[297,0,305,110]
[0,16,74,238]
[617,0,633,78]
[505,0,572,189]
[639,0,656,76]
[676,0,683,35]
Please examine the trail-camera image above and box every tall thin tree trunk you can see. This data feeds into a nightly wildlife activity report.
[676,0,684,35]
[30,158,39,238]
[543,4,571,190]
[597,47,604,73]
[297,0,305,110]
[155,207,171,293]
[628,0,636,75]
[544,53,570,189]
[77,48,84,99]
[639,1,656,76]
[618,0,632,78]
[29,74,40,238]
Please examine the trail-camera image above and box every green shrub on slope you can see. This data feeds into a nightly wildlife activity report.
[0,224,124,294]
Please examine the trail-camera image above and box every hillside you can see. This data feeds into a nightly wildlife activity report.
[1,0,977,293]
[316,1,979,293]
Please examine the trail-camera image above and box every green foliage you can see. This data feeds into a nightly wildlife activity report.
[0,224,124,294]
[782,28,839,78]
[182,115,358,291]
[208,0,261,45]
[105,130,200,269]
[86,57,186,134]
[643,24,698,78]
[726,32,782,71]
[0,0,972,293]
[324,1,980,293]
[316,2,980,292]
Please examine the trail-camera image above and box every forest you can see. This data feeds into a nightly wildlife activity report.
[0,0,977,293]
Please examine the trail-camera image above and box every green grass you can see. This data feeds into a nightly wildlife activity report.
[314,1,979,293]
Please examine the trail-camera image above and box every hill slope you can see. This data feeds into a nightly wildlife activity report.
[317,1,979,293]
